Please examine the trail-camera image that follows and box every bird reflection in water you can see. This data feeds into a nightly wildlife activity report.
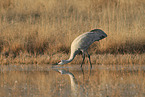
[54,69,90,97]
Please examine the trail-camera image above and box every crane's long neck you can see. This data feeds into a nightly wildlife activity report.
[65,51,78,64]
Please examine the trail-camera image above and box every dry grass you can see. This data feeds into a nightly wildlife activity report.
[0,53,145,65]
[0,0,145,64]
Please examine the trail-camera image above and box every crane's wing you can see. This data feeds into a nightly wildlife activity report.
[71,31,107,51]
[78,32,100,49]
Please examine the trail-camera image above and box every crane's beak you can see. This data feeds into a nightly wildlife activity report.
[51,63,59,68]
[52,62,59,65]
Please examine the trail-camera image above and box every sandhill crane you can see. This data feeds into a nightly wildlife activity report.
[54,29,107,68]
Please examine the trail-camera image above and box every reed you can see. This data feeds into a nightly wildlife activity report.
[0,0,144,64]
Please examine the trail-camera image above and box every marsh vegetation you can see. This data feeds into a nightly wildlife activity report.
[0,0,145,64]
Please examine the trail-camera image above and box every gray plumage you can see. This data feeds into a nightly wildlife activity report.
[56,29,107,68]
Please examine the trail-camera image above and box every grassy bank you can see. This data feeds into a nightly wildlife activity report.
[0,0,145,64]
[0,53,145,65]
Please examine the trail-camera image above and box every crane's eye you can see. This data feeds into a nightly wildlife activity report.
[58,60,61,63]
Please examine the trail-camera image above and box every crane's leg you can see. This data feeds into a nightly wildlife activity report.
[86,51,92,69]
[80,53,85,68]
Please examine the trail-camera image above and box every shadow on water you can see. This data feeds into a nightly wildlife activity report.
[0,64,145,97]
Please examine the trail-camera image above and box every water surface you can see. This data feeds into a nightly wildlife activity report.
[0,64,145,97]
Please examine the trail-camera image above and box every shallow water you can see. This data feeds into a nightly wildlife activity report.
[0,64,145,97]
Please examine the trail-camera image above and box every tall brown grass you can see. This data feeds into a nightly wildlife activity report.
[0,0,145,57]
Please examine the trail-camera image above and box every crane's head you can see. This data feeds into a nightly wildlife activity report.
[57,60,67,65]
[52,60,68,65]
[90,29,107,40]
